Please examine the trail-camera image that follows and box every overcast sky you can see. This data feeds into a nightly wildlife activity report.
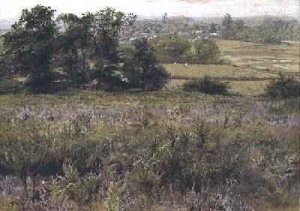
[0,0,299,19]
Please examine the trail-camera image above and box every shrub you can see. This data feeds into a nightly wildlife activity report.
[193,40,221,64]
[0,121,64,198]
[26,70,56,93]
[149,36,191,63]
[0,78,22,94]
[265,74,300,98]
[51,164,102,206]
[0,113,296,210]
[183,76,229,95]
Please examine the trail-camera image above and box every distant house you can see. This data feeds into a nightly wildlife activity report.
[209,32,219,38]
[129,37,138,42]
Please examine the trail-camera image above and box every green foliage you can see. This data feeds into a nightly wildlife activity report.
[0,107,298,209]
[250,23,282,44]
[90,8,125,87]
[105,182,123,211]
[150,36,221,64]
[0,121,63,198]
[265,74,300,98]
[193,40,221,64]
[56,13,93,87]
[123,38,170,90]
[2,6,141,92]
[150,36,191,63]
[0,5,298,210]
[51,164,102,205]
[222,13,236,40]
[255,18,298,43]
[0,78,22,94]
[55,8,127,90]
[222,15,299,43]
[3,5,57,92]
[209,22,217,33]
[183,76,229,95]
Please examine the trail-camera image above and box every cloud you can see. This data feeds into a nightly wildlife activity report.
[0,0,298,19]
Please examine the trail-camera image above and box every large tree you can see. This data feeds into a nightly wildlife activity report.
[57,13,94,86]
[90,8,126,88]
[3,5,57,92]
[150,36,191,63]
[123,38,170,90]
[194,40,220,64]
[209,22,217,33]
[222,13,236,40]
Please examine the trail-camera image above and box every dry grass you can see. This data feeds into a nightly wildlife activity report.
[216,39,300,75]
[163,64,277,80]
[228,80,270,96]
[0,196,17,211]
[163,39,299,96]
[166,78,270,96]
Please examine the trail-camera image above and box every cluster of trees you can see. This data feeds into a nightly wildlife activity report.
[220,13,299,43]
[249,18,300,43]
[150,36,221,64]
[0,5,169,93]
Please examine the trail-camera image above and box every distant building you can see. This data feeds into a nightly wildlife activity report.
[209,32,219,37]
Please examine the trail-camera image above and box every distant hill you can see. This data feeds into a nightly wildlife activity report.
[194,16,298,25]
[138,15,298,26]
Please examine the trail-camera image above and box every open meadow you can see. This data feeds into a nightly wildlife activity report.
[216,39,300,75]
[164,39,299,96]
[0,38,299,210]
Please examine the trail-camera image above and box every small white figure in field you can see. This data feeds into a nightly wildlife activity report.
[173,62,177,66]
[184,63,188,67]
[91,79,98,90]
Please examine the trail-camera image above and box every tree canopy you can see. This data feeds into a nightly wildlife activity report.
[4,5,57,92]
[2,5,170,92]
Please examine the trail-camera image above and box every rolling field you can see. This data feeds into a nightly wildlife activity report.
[164,64,277,80]
[0,39,299,211]
[0,2,299,208]
[216,39,300,75]
[164,39,300,96]
[163,64,276,96]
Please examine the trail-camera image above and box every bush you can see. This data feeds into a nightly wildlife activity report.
[26,70,56,93]
[193,40,221,64]
[183,76,229,95]
[0,78,22,94]
[265,74,300,98]
[149,36,191,63]
[150,37,222,64]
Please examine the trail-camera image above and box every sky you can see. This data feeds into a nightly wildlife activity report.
[0,0,299,19]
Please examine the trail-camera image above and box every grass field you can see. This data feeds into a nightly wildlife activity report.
[164,64,278,80]
[0,39,299,210]
[216,39,300,75]
[163,39,299,96]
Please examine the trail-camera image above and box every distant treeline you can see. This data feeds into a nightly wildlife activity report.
[149,36,223,64]
[122,14,299,44]
[219,14,300,43]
